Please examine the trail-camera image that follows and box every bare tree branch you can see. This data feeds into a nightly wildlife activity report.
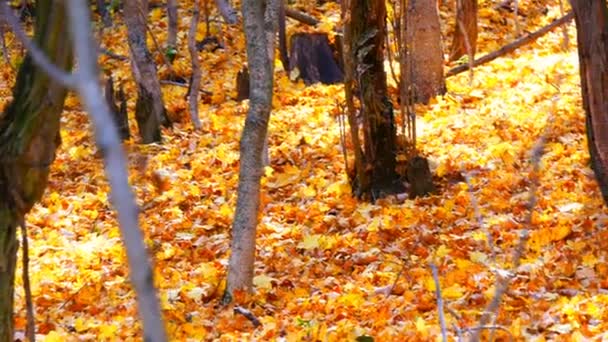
[468,136,545,342]
[65,1,167,341]
[431,263,448,342]
[447,12,573,77]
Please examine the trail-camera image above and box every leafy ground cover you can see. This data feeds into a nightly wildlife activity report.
[2,0,607,340]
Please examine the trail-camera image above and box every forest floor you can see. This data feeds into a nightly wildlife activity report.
[2,0,607,341]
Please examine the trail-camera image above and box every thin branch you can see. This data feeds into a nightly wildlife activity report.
[447,12,573,77]
[136,4,177,77]
[0,0,76,87]
[19,218,35,342]
[513,0,520,36]
[66,1,167,341]
[466,325,514,342]
[468,136,545,342]
[558,0,569,50]
[234,306,262,328]
[99,47,128,61]
[456,4,474,84]
[285,7,319,26]
[159,79,211,95]
[431,264,448,342]
[463,171,495,261]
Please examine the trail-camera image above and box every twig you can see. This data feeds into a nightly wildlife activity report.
[234,306,262,328]
[136,4,177,77]
[468,136,545,342]
[558,0,569,50]
[384,263,404,298]
[513,0,520,36]
[0,0,76,87]
[336,100,348,173]
[456,5,474,84]
[159,79,211,95]
[446,308,464,342]
[99,47,128,61]
[466,325,514,342]
[285,7,319,26]
[447,12,573,77]
[430,264,448,342]
[19,218,35,342]
[463,171,495,261]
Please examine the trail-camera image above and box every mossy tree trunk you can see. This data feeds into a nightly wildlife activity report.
[570,0,608,206]
[348,0,402,200]
[0,1,73,339]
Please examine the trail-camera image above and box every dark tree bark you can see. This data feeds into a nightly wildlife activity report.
[224,0,278,300]
[236,66,250,101]
[105,76,130,140]
[406,0,446,103]
[347,0,402,200]
[0,1,73,339]
[449,0,477,61]
[124,0,170,144]
[570,0,608,205]
[288,33,343,85]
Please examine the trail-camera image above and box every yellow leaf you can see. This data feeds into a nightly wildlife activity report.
[253,274,273,290]
[442,284,465,299]
[299,234,320,250]
[415,316,429,336]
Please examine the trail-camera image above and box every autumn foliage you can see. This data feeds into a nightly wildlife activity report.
[0,0,605,340]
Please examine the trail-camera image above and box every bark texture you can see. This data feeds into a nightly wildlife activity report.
[166,0,178,49]
[348,0,401,199]
[124,0,170,144]
[406,0,446,103]
[187,3,202,129]
[570,0,608,205]
[449,0,478,61]
[225,0,278,299]
[0,1,72,339]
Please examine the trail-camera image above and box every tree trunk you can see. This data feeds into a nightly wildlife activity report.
[187,2,202,129]
[570,0,608,206]
[124,0,170,144]
[349,0,401,200]
[224,0,278,300]
[449,0,477,61]
[406,0,446,104]
[0,1,73,339]
[166,0,177,52]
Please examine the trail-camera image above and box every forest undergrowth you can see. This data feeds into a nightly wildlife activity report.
[0,0,606,340]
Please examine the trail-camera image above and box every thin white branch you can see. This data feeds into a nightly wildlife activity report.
[65,1,167,341]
